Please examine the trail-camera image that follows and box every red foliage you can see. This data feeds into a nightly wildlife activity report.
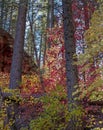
[43,26,66,90]
[43,1,96,94]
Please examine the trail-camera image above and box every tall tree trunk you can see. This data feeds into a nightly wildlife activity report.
[8,2,13,32]
[9,0,28,89]
[43,35,47,65]
[27,2,38,66]
[38,33,46,92]
[8,1,28,129]
[62,0,83,130]
[39,33,42,69]
[47,0,54,28]
[0,0,4,28]
[47,0,54,48]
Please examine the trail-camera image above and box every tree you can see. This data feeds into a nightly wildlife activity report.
[0,0,4,28]
[0,0,18,35]
[9,0,28,89]
[47,0,54,48]
[47,0,54,28]
[62,0,83,129]
[77,1,103,128]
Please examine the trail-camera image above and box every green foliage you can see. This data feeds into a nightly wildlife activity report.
[77,1,103,102]
[29,86,84,130]
[29,86,68,130]
[0,76,84,130]
[0,88,21,130]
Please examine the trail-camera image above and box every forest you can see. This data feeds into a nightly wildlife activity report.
[0,0,103,130]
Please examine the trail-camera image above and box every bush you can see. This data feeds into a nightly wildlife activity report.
[29,86,69,130]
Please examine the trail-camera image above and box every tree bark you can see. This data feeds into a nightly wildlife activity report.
[9,0,28,89]
[47,0,54,28]
[62,0,83,129]
[47,0,54,48]
[0,0,4,28]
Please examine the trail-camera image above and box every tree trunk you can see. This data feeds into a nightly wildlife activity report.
[28,10,38,66]
[42,33,47,67]
[8,1,28,129]
[47,0,54,48]
[9,0,28,89]
[47,0,54,28]
[0,0,4,28]
[62,0,83,129]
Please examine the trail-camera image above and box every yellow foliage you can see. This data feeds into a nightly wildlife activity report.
[77,2,103,102]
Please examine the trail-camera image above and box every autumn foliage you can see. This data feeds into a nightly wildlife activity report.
[43,26,66,91]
